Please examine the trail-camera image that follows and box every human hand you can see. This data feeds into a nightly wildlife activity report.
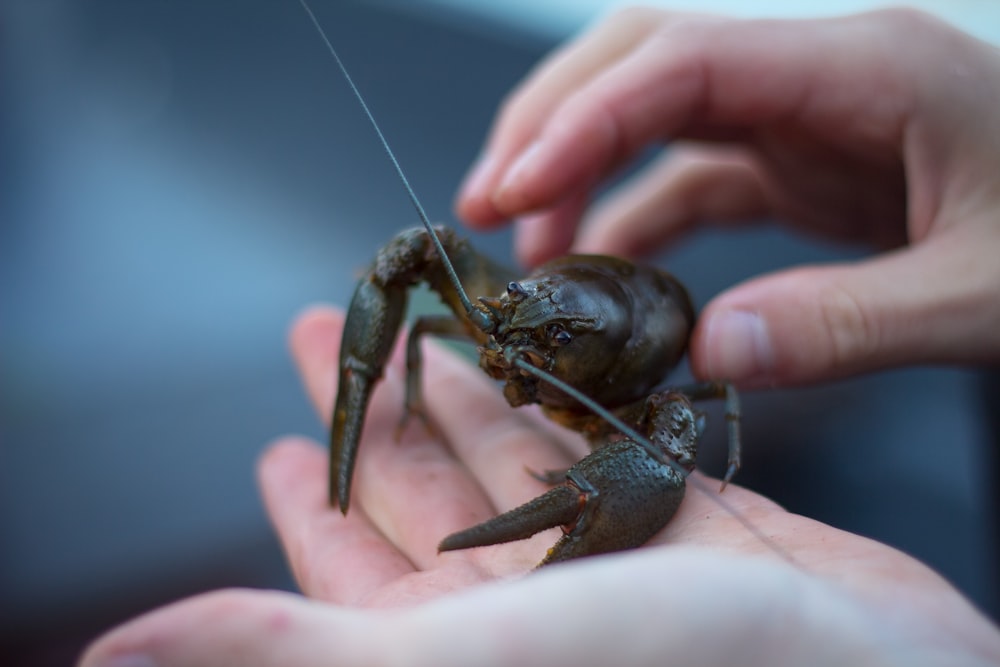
[80,306,1000,666]
[455,8,1000,388]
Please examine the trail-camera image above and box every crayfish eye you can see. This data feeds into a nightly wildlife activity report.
[548,324,572,346]
[506,281,527,300]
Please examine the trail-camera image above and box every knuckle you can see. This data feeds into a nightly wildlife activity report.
[651,12,724,45]
[871,6,941,35]
[605,5,665,29]
[816,280,879,373]
[495,85,528,136]
[493,75,552,146]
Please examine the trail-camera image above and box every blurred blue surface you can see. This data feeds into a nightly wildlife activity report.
[2,2,532,662]
[1,1,996,664]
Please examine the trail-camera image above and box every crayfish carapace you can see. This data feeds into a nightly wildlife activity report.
[301,0,742,567]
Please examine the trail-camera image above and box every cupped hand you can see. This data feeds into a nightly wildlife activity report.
[79,306,1000,666]
[455,8,1000,388]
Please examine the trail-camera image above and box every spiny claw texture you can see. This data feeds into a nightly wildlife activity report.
[440,438,689,566]
[440,393,701,566]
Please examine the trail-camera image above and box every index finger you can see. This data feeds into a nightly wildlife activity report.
[456,7,665,227]
[459,10,916,225]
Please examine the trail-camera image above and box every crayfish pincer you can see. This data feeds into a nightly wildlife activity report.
[330,224,742,566]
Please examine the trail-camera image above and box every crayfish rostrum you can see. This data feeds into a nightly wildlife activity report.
[331,225,742,566]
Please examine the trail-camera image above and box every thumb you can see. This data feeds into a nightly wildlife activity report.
[690,229,1000,387]
[77,589,378,667]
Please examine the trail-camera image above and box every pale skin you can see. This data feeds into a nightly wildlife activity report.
[81,307,1000,666]
[81,8,1000,667]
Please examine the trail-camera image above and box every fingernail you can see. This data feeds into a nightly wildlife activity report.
[703,309,774,382]
[494,141,543,211]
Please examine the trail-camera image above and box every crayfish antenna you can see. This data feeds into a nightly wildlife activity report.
[297,0,488,332]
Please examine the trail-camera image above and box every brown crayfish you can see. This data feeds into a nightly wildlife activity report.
[304,1,742,567]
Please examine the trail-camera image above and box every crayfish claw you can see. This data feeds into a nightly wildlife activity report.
[442,438,690,567]
[439,484,581,553]
[330,272,408,514]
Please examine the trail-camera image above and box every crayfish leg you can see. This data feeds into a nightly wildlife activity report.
[396,314,471,440]
[672,380,742,490]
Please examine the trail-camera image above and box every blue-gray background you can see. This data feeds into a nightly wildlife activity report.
[2,1,997,665]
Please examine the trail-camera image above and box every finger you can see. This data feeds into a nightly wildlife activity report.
[284,306,425,601]
[406,340,584,569]
[288,306,498,573]
[486,13,911,220]
[258,437,415,604]
[419,343,579,512]
[77,551,995,667]
[363,548,919,667]
[348,360,503,573]
[455,6,664,227]
[513,189,590,266]
[78,589,380,667]
[574,145,770,257]
[516,403,591,462]
[690,224,1000,387]
[288,303,343,416]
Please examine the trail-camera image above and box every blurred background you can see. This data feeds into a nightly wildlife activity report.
[2,1,998,664]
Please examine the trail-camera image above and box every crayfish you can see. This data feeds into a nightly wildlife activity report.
[302,1,742,567]
[332,226,742,566]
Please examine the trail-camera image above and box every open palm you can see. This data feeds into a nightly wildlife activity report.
[265,305,877,601]
[81,305,1000,666]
